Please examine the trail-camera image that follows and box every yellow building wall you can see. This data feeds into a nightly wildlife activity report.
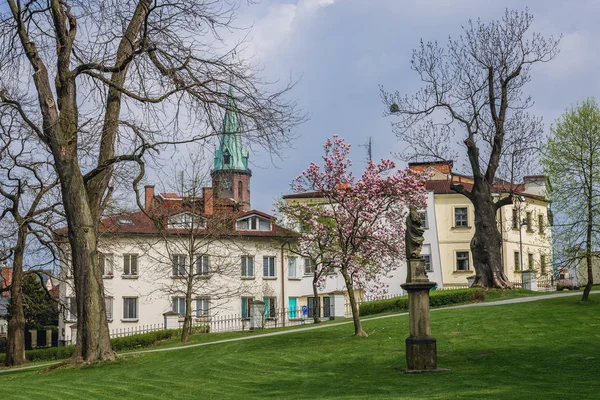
[434,194,552,287]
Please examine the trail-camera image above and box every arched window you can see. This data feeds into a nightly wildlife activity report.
[238,180,243,200]
[223,149,231,165]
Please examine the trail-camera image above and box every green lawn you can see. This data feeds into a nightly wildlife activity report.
[3,294,600,399]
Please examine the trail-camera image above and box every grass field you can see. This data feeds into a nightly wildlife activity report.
[3,293,599,399]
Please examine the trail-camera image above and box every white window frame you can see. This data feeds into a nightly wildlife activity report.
[167,212,205,229]
[172,254,187,277]
[105,297,113,321]
[172,296,186,316]
[418,210,428,229]
[263,256,276,278]
[241,256,254,277]
[196,297,210,317]
[196,254,210,276]
[288,257,297,278]
[304,258,315,275]
[66,296,77,321]
[99,252,113,277]
[122,297,138,321]
[454,207,469,228]
[423,254,432,272]
[235,215,272,231]
[455,251,470,271]
[123,254,138,276]
[263,297,277,319]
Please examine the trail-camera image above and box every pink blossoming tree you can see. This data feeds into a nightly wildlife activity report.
[278,136,428,337]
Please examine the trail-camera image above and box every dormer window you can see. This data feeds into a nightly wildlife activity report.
[236,215,272,231]
[223,149,231,165]
[117,218,134,226]
[168,212,205,229]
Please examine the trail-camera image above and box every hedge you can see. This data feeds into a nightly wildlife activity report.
[0,328,180,364]
[359,288,485,316]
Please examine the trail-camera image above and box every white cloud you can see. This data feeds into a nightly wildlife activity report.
[247,0,337,59]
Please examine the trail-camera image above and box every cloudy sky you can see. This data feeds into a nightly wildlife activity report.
[191,0,600,212]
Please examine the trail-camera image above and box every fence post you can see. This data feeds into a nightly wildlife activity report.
[329,291,346,319]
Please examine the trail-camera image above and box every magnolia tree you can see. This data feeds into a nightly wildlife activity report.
[279,136,427,337]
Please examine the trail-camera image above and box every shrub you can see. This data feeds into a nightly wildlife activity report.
[0,328,180,364]
[111,329,178,352]
[359,288,485,316]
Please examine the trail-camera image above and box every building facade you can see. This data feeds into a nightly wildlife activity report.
[409,161,553,288]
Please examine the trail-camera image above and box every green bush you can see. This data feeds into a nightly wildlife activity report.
[0,328,180,364]
[359,288,485,316]
[111,329,178,352]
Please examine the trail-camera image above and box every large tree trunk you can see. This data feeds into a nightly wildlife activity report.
[5,231,27,366]
[340,269,367,337]
[56,157,115,363]
[470,187,512,289]
[582,186,594,302]
[312,274,320,324]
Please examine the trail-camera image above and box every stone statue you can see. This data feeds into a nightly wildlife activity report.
[405,206,425,260]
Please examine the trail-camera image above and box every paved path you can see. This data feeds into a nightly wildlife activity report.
[2,290,597,375]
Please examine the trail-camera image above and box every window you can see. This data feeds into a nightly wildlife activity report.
[241,256,254,277]
[418,210,428,229]
[304,258,315,275]
[172,297,186,316]
[236,216,272,231]
[99,253,113,276]
[241,297,252,318]
[288,257,297,278]
[423,254,432,272]
[263,256,276,278]
[540,254,547,274]
[528,253,534,270]
[196,297,210,317]
[172,254,187,277]
[105,297,113,320]
[514,251,521,271]
[456,251,470,271]
[223,149,231,165]
[238,180,243,200]
[526,212,532,231]
[538,214,545,234]
[123,254,138,276]
[307,297,317,318]
[168,213,205,229]
[454,207,468,227]
[263,297,276,318]
[512,208,519,229]
[67,296,77,321]
[123,297,138,320]
[196,255,210,276]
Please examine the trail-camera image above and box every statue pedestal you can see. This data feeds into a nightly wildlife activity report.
[400,259,448,373]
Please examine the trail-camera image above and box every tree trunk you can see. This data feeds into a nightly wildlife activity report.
[340,269,367,337]
[470,187,512,289]
[582,182,594,302]
[181,279,194,343]
[5,231,27,366]
[56,157,115,363]
[312,274,320,324]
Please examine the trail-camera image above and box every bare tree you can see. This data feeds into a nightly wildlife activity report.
[0,114,60,366]
[0,0,302,362]
[382,9,560,288]
[143,161,254,342]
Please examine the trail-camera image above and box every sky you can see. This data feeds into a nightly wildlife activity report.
[165,0,600,213]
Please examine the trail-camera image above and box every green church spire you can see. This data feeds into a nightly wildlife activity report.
[213,86,249,172]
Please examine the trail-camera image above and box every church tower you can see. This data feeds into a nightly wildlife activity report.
[211,86,252,211]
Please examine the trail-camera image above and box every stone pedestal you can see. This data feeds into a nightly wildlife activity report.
[29,329,38,349]
[329,291,346,319]
[163,311,180,330]
[250,300,265,330]
[400,258,446,373]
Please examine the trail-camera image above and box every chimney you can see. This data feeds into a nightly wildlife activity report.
[203,187,214,215]
[144,185,155,211]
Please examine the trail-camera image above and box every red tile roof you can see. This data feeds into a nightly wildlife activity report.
[424,180,547,201]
